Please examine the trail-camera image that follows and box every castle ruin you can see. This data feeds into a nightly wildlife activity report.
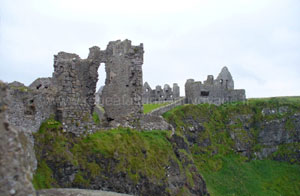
[4,40,247,137]
[6,39,144,135]
[185,66,246,105]
[142,82,180,103]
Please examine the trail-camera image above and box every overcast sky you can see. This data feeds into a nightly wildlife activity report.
[0,0,299,98]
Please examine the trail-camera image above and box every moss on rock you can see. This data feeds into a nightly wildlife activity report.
[33,118,208,195]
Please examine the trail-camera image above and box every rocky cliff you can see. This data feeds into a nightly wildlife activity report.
[164,97,300,164]
[1,81,300,196]
[33,120,208,196]
[163,97,300,195]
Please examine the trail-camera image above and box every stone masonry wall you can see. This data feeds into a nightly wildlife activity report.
[5,39,144,135]
[101,40,144,126]
[7,81,56,134]
[148,97,185,116]
[142,82,180,104]
[52,48,103,135]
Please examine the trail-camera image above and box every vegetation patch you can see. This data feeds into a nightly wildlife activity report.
[199,154,300,196]
[33,97,300,195]
[163,96,300,196]
[33,118,190,191]
[32,160,55,190]
[92,111,100,125]
[143,102,170,114]
[72,128,175,184]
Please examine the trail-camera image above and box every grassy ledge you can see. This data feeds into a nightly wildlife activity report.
[143,102,170,114]
[32,118,190,191]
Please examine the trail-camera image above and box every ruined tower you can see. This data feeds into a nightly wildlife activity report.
[101,40,144,126]
[52,47,102,134]
[51,40,144,133]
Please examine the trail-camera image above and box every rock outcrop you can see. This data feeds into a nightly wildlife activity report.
[37,188,132,196]
[33,122,209,196]
[0,82,36,196]
[164,99,300,164]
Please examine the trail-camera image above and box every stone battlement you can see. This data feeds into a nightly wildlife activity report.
[142,82,180,104]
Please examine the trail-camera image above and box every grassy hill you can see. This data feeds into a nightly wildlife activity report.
[163,96,300,196]
[33,97,300,195]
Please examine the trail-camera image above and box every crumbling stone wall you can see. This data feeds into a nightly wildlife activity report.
[185,67,246,105]
[6,80,56,134]
[101,40,144,126]
[142,82,180,103]
[30,77,52,90]
[148,97,185,116]
[51,39,144,132]
[5,39,145,135]
[52,47,103,135]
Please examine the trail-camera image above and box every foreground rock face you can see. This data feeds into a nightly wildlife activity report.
[0,82,36,196]
[37,188,132,196]
[33,124,209,196]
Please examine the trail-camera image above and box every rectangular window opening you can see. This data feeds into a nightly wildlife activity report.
[201,91,209,96]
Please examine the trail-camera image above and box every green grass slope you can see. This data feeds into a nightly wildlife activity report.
[32,118,207,195]
[143,102,170,114]
[33,119,174,189]
[32,97,300,196]
[201,155,300,196]
[163,97,300,196]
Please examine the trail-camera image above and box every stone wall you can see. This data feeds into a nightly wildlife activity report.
[52,47,103,135]
[101,40,144,126]
[148,97,185,116]
[50,39,144,133]
[142,82,180,104]
[7,81,56,134]
[185,66,246,105]
[5,39,144,135]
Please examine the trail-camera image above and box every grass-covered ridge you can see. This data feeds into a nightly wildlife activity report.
[143,102,170,114]
[33,118,174,188]
[163,96,300,196]
[33,97,300,195]
[32,117,201,195]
